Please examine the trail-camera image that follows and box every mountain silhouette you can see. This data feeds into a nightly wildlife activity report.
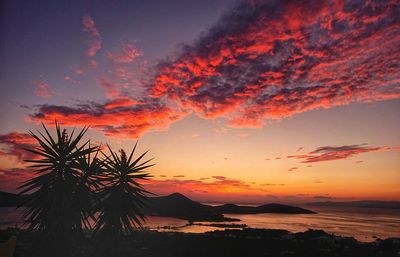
[144,193,315,220]
[0,191,26,207]
[214,203,315,214]
[0,191,315,221]
[144,193,237,222]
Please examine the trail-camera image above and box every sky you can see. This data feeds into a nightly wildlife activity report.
[0,0,399,204]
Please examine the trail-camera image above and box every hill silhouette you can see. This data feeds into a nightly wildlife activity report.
[0,191,25,207]
[214,203,315,214]
[144,193,238,222]
[0,191,315,221]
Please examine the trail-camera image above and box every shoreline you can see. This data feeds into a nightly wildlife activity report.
[1,205,399,243]
[1,227,399,257]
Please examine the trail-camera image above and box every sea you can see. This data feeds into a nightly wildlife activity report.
[1,206,399,242]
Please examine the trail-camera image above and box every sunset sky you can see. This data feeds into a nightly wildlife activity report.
[1,0,399,204]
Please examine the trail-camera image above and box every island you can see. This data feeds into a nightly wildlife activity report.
[1,191,315,222]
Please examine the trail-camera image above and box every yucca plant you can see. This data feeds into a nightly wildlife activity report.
[73,144,106,230]
[92,143,154,257]
[19,123,98,257]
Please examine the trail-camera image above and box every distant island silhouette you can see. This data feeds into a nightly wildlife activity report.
[1,191,314,222]
[3,191,399,222]
[145,192,315,221]
[306,200,400,209]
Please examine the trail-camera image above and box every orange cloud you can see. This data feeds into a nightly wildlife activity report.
[143,175,273,203]
[104,96,142,109]
[144,175,260,194]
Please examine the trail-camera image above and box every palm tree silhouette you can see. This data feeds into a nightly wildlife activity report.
[92,143,153,257]
[19,123,154,257]
[73,143,106,231]
[19,123,98,257]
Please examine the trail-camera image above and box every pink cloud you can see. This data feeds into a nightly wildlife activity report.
[107,43,142,63]
[98,79,122,99]
[0,168,35,193]
[82,15,101,58]
[288,144,400,163]
[34,81,53,98]
[0,132,38,162]
[75,59,98,75]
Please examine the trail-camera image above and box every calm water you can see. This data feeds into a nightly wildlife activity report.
[1,206,399,242]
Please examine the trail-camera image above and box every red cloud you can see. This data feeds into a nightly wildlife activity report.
[82,15,101,58]
[0,132,38,162]
[288,144,399,163]
[29,99,188,138]
[34,80,53,98]
[29,0,400,138]
[149,0,400,126]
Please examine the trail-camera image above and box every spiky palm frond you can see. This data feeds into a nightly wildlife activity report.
[18,123,98,257]
[73,145,107,229]
[92,142,153,257]
[94,142,154,233]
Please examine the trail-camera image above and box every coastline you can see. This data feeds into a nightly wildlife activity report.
[2,227,399,257]
[1,205,400,242]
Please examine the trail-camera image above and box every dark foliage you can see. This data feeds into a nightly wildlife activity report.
[17,123,153,257]
[18,123,97,257]
[92,144,153,257]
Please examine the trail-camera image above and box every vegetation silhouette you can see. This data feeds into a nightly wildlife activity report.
[18,123,153,257]
[92,145,153,257]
